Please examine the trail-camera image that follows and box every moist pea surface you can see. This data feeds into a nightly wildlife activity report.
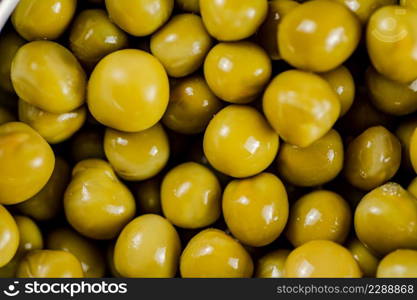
[1,0,417,279]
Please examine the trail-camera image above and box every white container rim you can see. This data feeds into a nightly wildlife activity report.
[0,0,20,32]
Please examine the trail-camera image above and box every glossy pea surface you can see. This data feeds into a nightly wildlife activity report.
[257,0,299,60]
[64,159,136,239]
[18,99,86,144]
[105,0,174,36]
[204,42,271,104]
[0,31,25,93]
[277,130,344,187]
[0,215,43,277]
[87,49,169,132]
[278,0,361,72]
[12,0,76,41]
[366,67,417,116]
[367,5,417,83]
[255,249,291,278]
[15,216,43,255]
[376,249,417,278]
[161,162,221,229]
[344,126,401,191]
[263,70,340,148]
[222,173,289,247]
[114,214,181,278]
[354,182,417,255]
[335,0,397,24]
[200,0,268,41]
[17,250,84,278]
[396,117,417,171]
[47,228,105,278]
[203,105,279,178]
[0,205,19,268]
[320,65,355,116]
[408,128,417,173]
[180,229,254,278]
[15,157,70,221]
[151,14,212,78]
[284,240,362,278]
[2,0,417,280]
[104,124,169,181]
[162,75,222,134]
[11,41,86,114]
[401,0,417,9]
[0,122,55,205]
[70,9,128,66]
[347,238,379,277]
[286,190,351,247]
